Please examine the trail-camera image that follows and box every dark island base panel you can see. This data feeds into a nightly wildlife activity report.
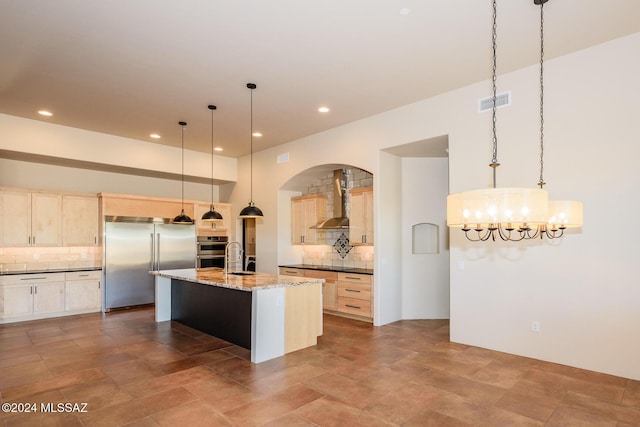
[170,279,252,350]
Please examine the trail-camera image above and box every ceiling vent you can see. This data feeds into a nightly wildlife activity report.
[478,91,511,112]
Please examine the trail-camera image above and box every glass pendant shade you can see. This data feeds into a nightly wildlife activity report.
[447,188,549,230]
[239,202,263,219]
[547,200,583,229]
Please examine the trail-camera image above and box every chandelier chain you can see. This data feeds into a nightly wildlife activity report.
[538,2,546,188]
[491,0,498,170]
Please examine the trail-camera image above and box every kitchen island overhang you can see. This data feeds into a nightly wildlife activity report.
[151,268,324,363]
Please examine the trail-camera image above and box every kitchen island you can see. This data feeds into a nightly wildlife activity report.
[151,268,323,363]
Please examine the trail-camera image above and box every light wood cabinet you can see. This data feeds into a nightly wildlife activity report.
[194,202,232,236]
[62,195,99,246]
[291,194,327,245]
[349,187,373,246]
[304,269,338,311]
[279,267,305,277]
[337,272,372,319]
[0,190,62,247]
[0,273,66,320]
[65,270,101,312]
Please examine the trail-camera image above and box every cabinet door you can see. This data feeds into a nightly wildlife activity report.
[349,188,373,246]
[302,198,319,244]
[291,199,304,244]
[31,193,62,246]
[63,195,99,246]
[0,191,31,247]
[1,284,34,318]
[34,282,65,314]
[322,281,338,310]
[65,280,101,311]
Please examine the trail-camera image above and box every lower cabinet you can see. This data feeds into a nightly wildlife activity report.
[65,270,102,311]
[0,273,65,319]
[337,272,372,319]
[279,267,372,322]
[0,270,102,323]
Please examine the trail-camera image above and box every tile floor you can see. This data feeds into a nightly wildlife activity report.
[1,308,639,426]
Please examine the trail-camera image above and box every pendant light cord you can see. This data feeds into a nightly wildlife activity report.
[214,105,216,204]
[538,2,546,189]
[489,0,499,189]
[249,85,254,204]
[180,122,186,211]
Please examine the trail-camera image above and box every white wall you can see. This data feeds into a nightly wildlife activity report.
[0,158,216,201]
[401,157,450,319]
[0,114,237,184]
[229,33,640,380]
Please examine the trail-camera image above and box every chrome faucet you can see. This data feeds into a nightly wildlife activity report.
[224,241,244,275]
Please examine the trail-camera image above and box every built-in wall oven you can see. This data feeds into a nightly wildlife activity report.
[196,235,228,269]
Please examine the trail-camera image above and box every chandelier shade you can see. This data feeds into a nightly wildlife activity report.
[547,200,583,229]
[447,188,549,230]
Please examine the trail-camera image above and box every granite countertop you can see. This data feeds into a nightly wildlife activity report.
[279,264,374,275]
[0,267,102,276]
[151,268,324,292]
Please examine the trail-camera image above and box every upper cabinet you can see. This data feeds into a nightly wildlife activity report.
[1,189,100,247]
[291,194,327,245]
[62,195,99,246]
[349,187,373,246]
[194,202,232,236]
[0,190,62,247]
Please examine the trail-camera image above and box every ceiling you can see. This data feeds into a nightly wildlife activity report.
[1,1,639,159]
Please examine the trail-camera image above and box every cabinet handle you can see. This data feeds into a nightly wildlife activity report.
[98,282,101,289]
[33,236,36,245]
[28,236,31,245]
[345,289,361,293]
[21,277,47,281]
[284,270,297,274]
[34,285,37,294]
[345,304,361,309]
[79,274,89,277]
[344,276,362,281]
[94,237,97,244]
[30,286,33,295]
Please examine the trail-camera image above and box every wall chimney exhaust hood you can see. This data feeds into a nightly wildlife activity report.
[311,169,349,229]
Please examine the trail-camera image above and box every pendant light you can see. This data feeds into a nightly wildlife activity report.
[446,0,549,241]
[530,0,583,238]
[201,105,223,222]
[173,121,193,224]
[239,83,264,218]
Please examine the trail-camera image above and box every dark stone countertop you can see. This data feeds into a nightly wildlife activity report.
[279,264,373,275]
[0,267,102,276]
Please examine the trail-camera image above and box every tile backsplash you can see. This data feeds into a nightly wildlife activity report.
[300,167,374,270]
[0,246,102,273]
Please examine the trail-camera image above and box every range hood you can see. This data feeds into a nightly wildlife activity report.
[311,169,349,229]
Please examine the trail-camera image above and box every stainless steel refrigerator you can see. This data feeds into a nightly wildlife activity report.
[103,216,196,311]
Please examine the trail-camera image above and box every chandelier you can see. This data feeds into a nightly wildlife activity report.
[530,0,583,239]
[446,0,549,242]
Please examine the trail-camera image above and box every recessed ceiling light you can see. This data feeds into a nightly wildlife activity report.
[214,147,223,152]
[400,7,410,15]
[318,106,330,113]
[149,133,161,139]
[38,110,53,117]
[252,132,262,137]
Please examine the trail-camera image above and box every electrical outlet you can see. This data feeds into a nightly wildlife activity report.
[531,321,540,332]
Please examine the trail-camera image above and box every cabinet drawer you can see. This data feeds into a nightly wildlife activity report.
[1,272,65,285]
[304,269,338,281]
[337,272,371,284]
[338,297,371,317]
[279,267,305,277]
[65,270,102,281]
[337,282,371,301]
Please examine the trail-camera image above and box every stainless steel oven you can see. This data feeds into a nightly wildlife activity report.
[196,235,228,269]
